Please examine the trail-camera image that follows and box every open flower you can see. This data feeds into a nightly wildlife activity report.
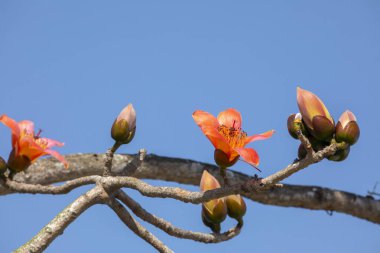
[193,109,274,170]
[0,114,68,172]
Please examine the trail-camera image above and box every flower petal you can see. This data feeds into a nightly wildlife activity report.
[0,114,21,147]
[193,110,219,129]
[18,120,35,136]
[41,138,65,148]
[244,130,275,145]
[44,149,69,168]
[217,108,242,129]
[193,110,232,154]
[235,147,261,171]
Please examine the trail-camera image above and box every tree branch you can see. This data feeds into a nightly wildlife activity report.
[115,190,242,243]
[14,186,106,253]
[106,196,173,253]
[2,152,379,224]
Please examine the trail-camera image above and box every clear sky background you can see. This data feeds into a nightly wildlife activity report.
[0,1,379,252]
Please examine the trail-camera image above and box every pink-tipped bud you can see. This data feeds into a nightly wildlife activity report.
[111,104,136,144]
[335,110,360,145]
[297,87,335,141]
[226,194,246,220]
[200,170,227,224]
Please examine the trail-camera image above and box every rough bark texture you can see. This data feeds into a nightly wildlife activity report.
[3,153,380,224]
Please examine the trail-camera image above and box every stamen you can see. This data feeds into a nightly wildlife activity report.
[35,129,42,139]
[217,125,247,149]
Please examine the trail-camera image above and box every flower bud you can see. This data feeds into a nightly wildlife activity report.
[335,110,360,145]
[226,194,246,220]
[200,170,227,224]
[7,148,31,173]
[287,113,308,139]
[214,149,239,168]
[327,146,350,162]
[0,156,7,175]
[111,104,136,144]
[201,210,221,233]
[297,87,335,141]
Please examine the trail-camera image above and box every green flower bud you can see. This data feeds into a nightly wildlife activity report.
[327,146,350,162]
[0,156,7,175]
[201,210,221,233]
[335,110,360,145]
[226,194,246,220]
[214,149,239,168]
[200,170,227,224]
[7,148,31,173]
[287,114,308,139]
[111,104,136,144]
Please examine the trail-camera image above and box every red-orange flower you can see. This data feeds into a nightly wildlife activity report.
[192,109,274,170]
[0,114,68,172]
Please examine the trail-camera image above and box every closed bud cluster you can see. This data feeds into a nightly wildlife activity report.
[111,104,136,144]
[288,87,360,163]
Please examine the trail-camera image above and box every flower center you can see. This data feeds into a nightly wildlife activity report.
[35,138,48,149]
[217,125,247,149]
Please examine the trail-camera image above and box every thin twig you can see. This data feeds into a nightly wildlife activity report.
[107,196,173,253]
[2,176,100,194]
[115,190,242,243]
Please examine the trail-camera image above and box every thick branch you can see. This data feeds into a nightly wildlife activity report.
[14,186,106,253]
[115,190,241,243]
[3,153,380,224]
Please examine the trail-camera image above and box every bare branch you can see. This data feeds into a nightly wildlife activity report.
[2,153,379,224]
[107,196,173,253]
[1,176,100,194]
[115,190,241,243]
[14,186,106,253]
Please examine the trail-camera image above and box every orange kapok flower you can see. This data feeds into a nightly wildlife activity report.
[0,114,68,172]
[192,109,274,170]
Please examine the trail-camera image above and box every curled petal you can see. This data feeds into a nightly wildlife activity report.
[217,108,242,129]
[235,147,261,171]
[193,110,220,130]
[42,138,65,148]
[193,110,232,154]
[244,130,274,145]
[0,114,21,147]
[44,149,68,168]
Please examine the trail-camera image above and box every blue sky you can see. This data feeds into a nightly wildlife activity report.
[0,1,379,252]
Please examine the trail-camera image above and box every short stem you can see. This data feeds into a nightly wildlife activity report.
[219,167,229,187]
[103,142,122,176]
